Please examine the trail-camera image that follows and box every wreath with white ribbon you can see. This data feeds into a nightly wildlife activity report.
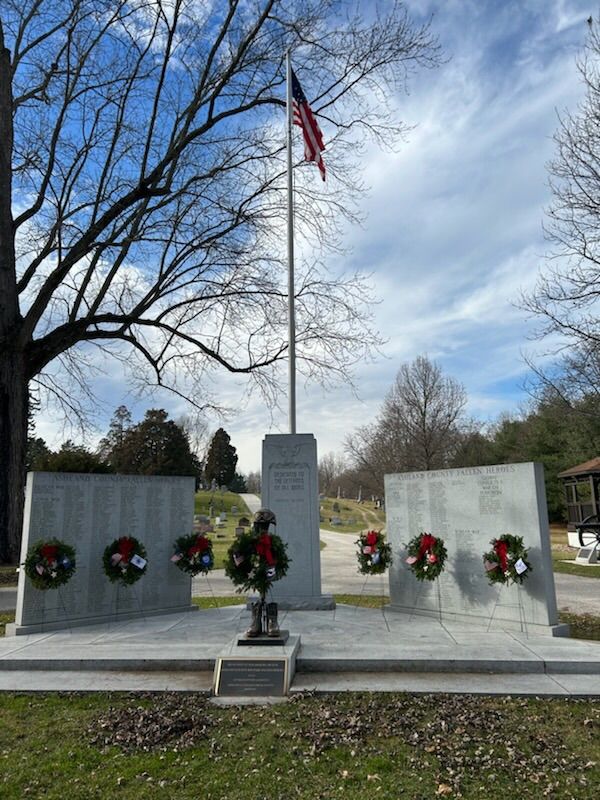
[103,536,148,585]
[483,534,531,585]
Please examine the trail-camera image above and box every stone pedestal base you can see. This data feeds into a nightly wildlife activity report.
[237,630,290,646]
[213,635,301,697]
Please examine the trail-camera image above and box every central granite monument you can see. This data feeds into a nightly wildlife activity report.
[261,433,334,608]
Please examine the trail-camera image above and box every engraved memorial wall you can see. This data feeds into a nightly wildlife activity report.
[13,472,195,634]
[384,462,562,632]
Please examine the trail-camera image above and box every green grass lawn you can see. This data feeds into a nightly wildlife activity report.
[0,565,18,587]
[193,490,251,566]
[319,496,386,533]
[0,690,597,799]
[0,597,599,798]
[0,612,13,637]
[550,524,600,579]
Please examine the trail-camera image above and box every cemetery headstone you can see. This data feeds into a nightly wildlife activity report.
[384,462,564,633]
[13,472,196,635]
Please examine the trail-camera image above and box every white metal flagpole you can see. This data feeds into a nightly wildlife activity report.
[286,49,297,435]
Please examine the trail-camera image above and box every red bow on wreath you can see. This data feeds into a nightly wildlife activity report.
[418,533,436,560]
[494,539,508,572]
[366,531,378,547]
[40,544,58,561]
[118,537,135,563]
[188,535,210,557]
[256,533,276,566]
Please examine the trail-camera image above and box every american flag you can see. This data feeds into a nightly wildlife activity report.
[291,68,326,181]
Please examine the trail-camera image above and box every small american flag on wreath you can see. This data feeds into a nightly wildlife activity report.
[291,68,326,181]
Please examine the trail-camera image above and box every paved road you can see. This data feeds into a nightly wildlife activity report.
[192,528,600,614]
[2,497,598,614]
[239,493,262,514]
[0,588,17,612]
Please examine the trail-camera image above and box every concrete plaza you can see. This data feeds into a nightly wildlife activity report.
[2,493,599,695]
[0,600,599,695]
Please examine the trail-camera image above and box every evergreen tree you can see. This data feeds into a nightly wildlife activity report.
[42,441,112,473]
[97,406,132,471]
[229,472,247,493]
[104,409,201,478]
[204,429,238,488]
[25,437,52,471]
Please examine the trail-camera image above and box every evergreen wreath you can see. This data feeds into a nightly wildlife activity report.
[405,532,447,581]
[103,536,148,585]
[225,529,289,598]
[24,538,76,590]
[356,529,392,574]
[483,534,532,585]
[171,533,214,576]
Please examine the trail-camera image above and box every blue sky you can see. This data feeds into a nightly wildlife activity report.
[34,0,592,472]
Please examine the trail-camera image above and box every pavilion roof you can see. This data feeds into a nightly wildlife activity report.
[558,457,600,478]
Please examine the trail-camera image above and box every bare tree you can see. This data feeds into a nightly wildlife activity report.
[176,412,209,462]
[345,356,467,493]
[318,450,347,495]
[522,18,600,402]
[0,0,441,561]
[245,470,261,495]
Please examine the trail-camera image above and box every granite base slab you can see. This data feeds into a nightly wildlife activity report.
[7,604,198,636]
[246,594,336,610]
[386,604,570,637]
[237,630,290,646]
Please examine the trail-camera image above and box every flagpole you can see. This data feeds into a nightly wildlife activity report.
[286,49,297,435]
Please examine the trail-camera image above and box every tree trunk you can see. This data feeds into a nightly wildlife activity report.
[0,25,26,564]
[0,353,28,563]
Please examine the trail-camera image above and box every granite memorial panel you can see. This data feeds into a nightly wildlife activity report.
[261,434,334,608]
[384,462,562,632]
[13,472,196,634]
